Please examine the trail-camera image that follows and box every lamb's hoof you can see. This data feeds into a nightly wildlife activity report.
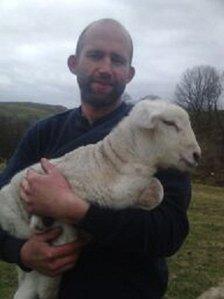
[137,178,164,210]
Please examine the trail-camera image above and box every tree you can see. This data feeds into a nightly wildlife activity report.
[175,65,223,115]
[175,66,224,184]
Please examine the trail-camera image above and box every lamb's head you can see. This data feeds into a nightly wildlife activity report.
[129,99,201,172]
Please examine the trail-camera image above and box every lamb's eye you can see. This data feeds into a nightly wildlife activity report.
[162,120,180,132]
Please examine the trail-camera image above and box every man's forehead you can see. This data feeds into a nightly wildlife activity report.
[88,22,127,36]
[82,25,131,56]
[85,37,129,54]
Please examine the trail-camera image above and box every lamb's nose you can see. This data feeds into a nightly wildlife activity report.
[193,151,201,164]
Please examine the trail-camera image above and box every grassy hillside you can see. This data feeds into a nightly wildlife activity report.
[0,183,223,299]
[0,101,67,120]
[0,102,67,160]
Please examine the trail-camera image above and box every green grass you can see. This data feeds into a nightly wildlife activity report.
[0,184,223,298]
[165,184,224,298]
[0,262,17,299]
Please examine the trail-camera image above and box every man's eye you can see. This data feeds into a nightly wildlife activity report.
[111,55,126,66]
[87,52,102,60]
[112,58,123,65]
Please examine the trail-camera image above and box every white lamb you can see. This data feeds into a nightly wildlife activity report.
[0,99,201,299]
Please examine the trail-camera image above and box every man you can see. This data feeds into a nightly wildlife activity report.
[0,19,191,298]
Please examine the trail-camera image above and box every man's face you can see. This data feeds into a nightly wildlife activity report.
[70,24,135,108]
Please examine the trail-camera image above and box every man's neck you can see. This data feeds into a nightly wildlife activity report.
[81,99,122,124]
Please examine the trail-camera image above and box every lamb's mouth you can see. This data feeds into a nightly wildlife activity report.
[180,157,198,169]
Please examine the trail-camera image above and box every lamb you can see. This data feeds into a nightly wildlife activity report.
[0,99,201,299]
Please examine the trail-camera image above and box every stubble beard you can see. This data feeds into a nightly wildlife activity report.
[77,76,126,109]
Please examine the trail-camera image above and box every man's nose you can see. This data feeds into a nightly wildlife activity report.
[98,57,113,75]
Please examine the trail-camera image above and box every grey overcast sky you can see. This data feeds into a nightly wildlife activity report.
[0,0,223,108]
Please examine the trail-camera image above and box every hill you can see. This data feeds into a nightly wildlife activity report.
[0,101,67,120]
[0,102,67,160]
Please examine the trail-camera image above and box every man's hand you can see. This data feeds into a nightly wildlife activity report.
[20,158,89,223]
[20,228,86,277]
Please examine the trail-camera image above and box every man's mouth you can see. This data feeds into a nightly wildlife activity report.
[91,81,113,93]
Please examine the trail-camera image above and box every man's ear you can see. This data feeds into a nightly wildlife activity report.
[126,66,135,83]
[67,55,78,75]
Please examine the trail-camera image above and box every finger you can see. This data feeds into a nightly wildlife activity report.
[41,158,55,174]
[50,258,79,276]
[52,239,86,259]
[20,187,31,203]
[50,253,79,273]
[39,227,62,242]
[26,168,38,180]
[19,189,32,213]
[20,178,31,194]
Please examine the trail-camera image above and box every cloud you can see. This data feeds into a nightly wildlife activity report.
[0,0,223,107]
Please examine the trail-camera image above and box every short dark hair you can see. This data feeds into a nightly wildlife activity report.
[75,18,133,63]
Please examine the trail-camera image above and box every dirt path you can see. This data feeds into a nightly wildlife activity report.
[197,279,224,299]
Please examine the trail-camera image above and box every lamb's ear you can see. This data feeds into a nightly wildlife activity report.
[131,104,161,129]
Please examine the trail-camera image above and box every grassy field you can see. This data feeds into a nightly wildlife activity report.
[0,183,223,299]
[166,183,224,298]
[0,263,16,299]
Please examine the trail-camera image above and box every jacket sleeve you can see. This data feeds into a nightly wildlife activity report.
[0,229,28,269]
[0,125,41,268]
[77,169,191,257]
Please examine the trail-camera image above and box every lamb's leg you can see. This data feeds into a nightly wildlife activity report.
[13,271,39,299]
[14,271,60,299]
[28,216,77,298]
[136,178,164,210]
[38,275,61,299]
[15,245,61,299]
